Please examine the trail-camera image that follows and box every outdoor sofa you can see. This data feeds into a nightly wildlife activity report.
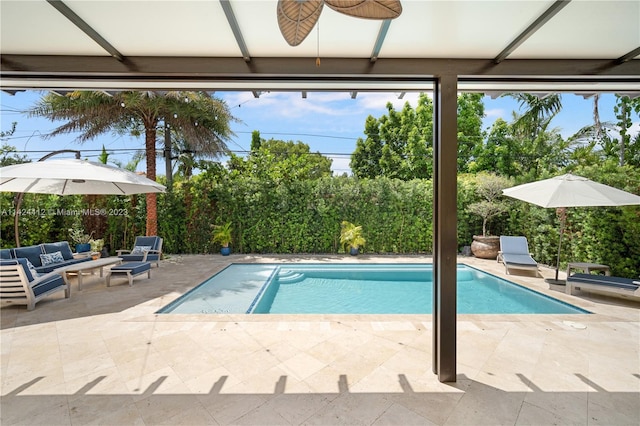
[0,241,91,274]
[0,258,70,310]
[566,273,640,302]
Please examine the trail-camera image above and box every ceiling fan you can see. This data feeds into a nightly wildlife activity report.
[277,0,403,46]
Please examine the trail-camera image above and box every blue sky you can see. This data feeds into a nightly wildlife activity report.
[0,90,628,175]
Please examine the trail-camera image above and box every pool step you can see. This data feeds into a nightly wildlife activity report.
[277,270,306,284]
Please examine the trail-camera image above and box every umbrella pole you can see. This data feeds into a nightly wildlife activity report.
[555,221,563,281]
[554,208,567,282]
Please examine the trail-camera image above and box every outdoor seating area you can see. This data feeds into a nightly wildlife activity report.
[1,254,638,425]
[0,241,91,274]
[0,236,162,309]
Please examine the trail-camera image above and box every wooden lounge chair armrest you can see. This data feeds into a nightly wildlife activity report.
[116,249,131,255]
[30,267,71,287]
[141,249,161,261]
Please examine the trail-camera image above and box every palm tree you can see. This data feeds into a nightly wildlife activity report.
[29,91,236,235]
[506,93,562,139]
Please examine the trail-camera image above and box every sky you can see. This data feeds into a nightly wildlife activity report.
[0,90,630,176]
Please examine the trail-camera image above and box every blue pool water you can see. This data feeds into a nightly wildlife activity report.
[158,264,588,315]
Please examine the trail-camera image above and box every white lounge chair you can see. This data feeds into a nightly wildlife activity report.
[497,236,539,276]
[566,273,640,302]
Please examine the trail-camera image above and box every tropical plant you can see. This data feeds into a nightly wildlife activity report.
[340,220,366,251]
[29,90,237,236]
[211,222,232,248]
[89,238,104,253]
[506,93,562,138]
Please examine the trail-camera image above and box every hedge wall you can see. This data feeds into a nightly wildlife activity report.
[2,169,639,278]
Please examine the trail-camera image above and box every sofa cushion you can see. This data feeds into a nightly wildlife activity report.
[40,251,65,267]
[135,236,160,250]
[31,274,66,297]
[25,259,40,278]
[568,273,638,290]
[35,256,92,274]
[43,242,74,260]
[0,258,36,282]
[111,262,151,275]
[0,248,13,259]
[13,245,44,267]
[119,253,160,262]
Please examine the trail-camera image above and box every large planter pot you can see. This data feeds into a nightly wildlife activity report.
[471,235,500,259]
[220,246,231,256]
[349,247,359,256]
[75,243,91,253]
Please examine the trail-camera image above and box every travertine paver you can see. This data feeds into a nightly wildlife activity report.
[1,254,638,425]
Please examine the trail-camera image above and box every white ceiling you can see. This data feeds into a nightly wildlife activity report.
[1,0,639,92]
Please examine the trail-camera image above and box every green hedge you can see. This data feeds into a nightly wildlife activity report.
[2,170,639,278]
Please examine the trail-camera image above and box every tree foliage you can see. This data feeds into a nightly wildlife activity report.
[1,123,29,166]
[351,93,484,179]
[228,135,332,182]
[28,91,237,235]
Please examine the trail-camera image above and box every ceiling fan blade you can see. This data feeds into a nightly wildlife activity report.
[325,0,402,19]
[277,0,324,46]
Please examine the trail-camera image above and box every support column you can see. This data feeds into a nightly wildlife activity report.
[433,74,458,382]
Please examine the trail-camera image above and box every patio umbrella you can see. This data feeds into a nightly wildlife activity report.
[0,158,165,195]
[1,158,165,247]
[502,174,640,282]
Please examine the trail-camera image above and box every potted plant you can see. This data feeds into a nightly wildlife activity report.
[468,173,511,259]
[340,220,366,256]
[89,238,105,259]
[212,222,232,256]
[68,226,93,253]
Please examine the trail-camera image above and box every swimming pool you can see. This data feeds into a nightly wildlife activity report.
[157,263,588,314]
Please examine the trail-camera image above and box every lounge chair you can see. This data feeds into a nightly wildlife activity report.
[566,273,640,302]
[0,258,70,310]
[497,236,539,276]
[116,236,163,267]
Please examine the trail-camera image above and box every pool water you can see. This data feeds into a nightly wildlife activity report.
[158,263,588,315]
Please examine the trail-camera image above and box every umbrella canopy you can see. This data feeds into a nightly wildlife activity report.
[0,159,165,195]
[502,173,640,283]
[502,173,640,208]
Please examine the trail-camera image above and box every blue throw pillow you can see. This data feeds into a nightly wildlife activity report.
[40,251,64,267]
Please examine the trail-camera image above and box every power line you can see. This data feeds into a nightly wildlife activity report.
[236,130,359,141]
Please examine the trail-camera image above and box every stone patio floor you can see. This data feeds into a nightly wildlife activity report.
[1,254,638,425]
